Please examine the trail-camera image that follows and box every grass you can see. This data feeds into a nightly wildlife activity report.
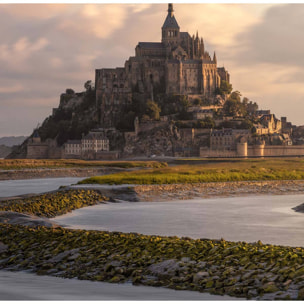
[0,159,168,170]
[78,158,304,185]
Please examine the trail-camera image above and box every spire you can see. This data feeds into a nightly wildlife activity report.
[196,31,199,39]
[162,3,179,29]
[168,3,174,17]
[213,51,217,63]
[200,37,204,55]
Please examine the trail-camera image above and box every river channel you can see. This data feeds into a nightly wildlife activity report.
[54,194,304,247]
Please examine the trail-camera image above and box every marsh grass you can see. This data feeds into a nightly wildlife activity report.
[79,158,304,185]
[0,159,167,170]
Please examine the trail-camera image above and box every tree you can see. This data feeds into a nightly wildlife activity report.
[84,80,94,92]
[216,80,233,95]
[223,91,247,117]
[238,119,254,130]
[65,88,75,95]
[146,100,161,120]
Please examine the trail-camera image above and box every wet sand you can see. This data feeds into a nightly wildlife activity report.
[0,270,239,300]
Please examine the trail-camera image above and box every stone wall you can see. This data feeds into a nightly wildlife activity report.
[263,145,304,157]
[200,144,304,158]
[27,144,49,159]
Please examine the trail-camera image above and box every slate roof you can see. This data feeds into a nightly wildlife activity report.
[180,32,191,39]
[162,13,179,29]
[66,140,81,144]
[137,42,164,49]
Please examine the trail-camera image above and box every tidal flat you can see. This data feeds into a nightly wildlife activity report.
[2,159,304,300]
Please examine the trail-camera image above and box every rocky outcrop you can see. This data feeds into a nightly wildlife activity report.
[124,122,176,156]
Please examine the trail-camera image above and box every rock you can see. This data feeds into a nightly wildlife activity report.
[193,271,209,283]
[109,275,124,283]
[261,282,279,293]
[297,288,304,300]
[242,271,254,281]
[197,261,207,268]
[294,266,304,278]
[148,259,179,276]
[283,279,292,286]
[0,242,8,253]
[205,279,214,288]
[49,249,79,263]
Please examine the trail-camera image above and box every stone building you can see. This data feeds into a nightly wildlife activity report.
[260,114,281,134]
[95,3,230,127]
[210,128,250,151]
[27,130,62,159]
[64,131,110,158]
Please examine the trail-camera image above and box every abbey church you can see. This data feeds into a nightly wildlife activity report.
[95,3,230,126]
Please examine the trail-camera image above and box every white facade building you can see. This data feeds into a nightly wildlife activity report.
[64,132,109,156]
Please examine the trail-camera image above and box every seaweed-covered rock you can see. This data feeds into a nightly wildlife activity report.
[193,271,209,283]
[0,241,8,253]
[0,189,106,218]
[1,224,304,300]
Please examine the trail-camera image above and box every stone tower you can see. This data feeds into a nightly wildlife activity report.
[161,3,180,47]
[95,3,231,127]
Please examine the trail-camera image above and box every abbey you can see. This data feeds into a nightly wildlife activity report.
[95,3,230,127]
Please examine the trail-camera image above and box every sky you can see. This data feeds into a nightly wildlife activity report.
[1,2,304,137]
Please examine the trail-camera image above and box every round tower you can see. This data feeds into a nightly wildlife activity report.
[253,140,265,157]
[237,141,247,158]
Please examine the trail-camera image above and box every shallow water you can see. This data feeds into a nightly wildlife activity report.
[55,194,304,247]
[0,270,239,300]
[0,177,83,197]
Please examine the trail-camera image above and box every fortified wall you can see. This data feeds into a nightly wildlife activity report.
[200,142,304,158]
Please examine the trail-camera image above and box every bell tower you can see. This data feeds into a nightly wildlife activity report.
[161,3,180,46]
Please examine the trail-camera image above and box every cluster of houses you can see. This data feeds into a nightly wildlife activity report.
[27,130,119,160]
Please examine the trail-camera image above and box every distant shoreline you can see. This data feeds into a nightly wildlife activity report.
[0,167,123,181]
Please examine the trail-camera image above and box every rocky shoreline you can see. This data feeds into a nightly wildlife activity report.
[1,224,304,300]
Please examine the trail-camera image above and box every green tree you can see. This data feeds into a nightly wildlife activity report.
[223,91,247,117]
[84,80,94,92]
[65,88,75,95]
[216,80,233,95]
[146,100,161,120]
[238,119,254,130]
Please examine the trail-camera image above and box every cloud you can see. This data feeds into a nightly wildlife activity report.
[1,3,304,136]
[235,4,304,70]
[0,4,68,20]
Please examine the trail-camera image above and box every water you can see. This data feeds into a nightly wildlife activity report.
[0,270,239,300]
[2,178,304,299]
[0,177,83,197]
[55,194,304,247]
